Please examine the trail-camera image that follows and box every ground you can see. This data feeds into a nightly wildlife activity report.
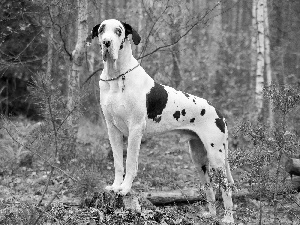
[0,122,300,224]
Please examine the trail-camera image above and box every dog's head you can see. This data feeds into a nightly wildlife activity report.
[87,19,141,62]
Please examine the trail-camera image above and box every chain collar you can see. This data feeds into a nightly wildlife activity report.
[100,63,140,92]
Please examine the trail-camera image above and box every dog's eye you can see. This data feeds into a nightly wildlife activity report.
[115,28,122,37]
[99,25,105,34]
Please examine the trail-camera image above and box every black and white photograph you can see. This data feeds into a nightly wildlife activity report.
[0,0,300,224]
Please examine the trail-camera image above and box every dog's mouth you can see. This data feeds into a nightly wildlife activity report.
[103,49,110,62]
[102,48,117,63]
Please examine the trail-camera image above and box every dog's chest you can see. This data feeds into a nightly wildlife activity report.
[101,90,128,115]
[100,85,144,134]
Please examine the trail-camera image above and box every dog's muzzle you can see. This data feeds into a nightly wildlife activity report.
[101,37,126,62]
[101,39,115,62]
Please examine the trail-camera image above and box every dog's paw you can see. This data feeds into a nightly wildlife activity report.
[221,216,234,224]
[221,211,234,224]
[105,185,121,193]
[202,212,214,218]
[117,184,131,196]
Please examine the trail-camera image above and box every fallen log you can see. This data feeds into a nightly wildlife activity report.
[142,188,251,205]
[142,188,206,205]
[285,158,300,177]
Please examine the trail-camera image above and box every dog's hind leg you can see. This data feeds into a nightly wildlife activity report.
[105,123,124,192]
[220,137,235,223]
[189,137,217,217]
[203,133,234,224]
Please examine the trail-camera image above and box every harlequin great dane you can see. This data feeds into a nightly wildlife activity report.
[87,19,235,223]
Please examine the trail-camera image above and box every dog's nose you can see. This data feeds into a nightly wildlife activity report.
[103,40,111,48]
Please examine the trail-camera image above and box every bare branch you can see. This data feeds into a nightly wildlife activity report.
[138,1,222,60]
[47,6,72,60]
[139,1,170,62]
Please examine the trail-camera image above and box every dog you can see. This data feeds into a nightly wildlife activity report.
[87,19,235,223]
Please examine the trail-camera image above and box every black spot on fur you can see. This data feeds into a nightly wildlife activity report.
[146,83,168,123]
[211,143,214,147]
[190,118,195,123]
[215,118,225,133]
[215,109,225,133]
[181,109,186,116]
[173,111,181,121]
[219,149,222,152]
[201,109,205,116]
[153,116,162,123]
[193,98,196,104]
[201,165,207,174]
[183,92,190,98]
[223,143,225,148]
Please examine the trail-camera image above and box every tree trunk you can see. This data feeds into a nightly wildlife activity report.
[250,0,257,94]
[231,0,238,46]
[170,24,181,88]
[67,0,88,126]
[46,3,53,79]
[255,0,265,117]
[206,0,221,85]
[169,4,182,88]
[264,0,274,130]
[236,0,243,70]
[136,0,143,57]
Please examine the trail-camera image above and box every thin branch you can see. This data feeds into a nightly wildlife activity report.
[137,1,221,60]
[34,86,61,207]
[138,1,170,61]
[16,30,43,60]
[3,125,77,182]
[36,167,55,207]
[47,5,72,60]
[82,67,103,86]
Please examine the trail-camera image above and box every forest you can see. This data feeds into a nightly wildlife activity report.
[0,0,300,224]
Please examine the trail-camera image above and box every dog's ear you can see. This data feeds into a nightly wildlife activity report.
[86,24,100,46]
[121,21,141,45]
[91,24,101,39]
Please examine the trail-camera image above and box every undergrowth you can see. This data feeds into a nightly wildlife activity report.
[229,84,300,224]
[1,72,300,225]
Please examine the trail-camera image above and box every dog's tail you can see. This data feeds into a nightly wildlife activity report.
[224,121,234,184]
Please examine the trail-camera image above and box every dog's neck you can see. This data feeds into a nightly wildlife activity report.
[102,41,137,80]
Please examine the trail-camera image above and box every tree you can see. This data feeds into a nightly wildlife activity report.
[169,3,182,88]
[46,1,54,81]
[255,0,265,118]
[206,0,222,84]
[67,0,88,126]
[264,0,273,129]
[250,0,257,92]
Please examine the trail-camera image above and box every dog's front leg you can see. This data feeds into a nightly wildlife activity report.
[118,123,145,195]
[105,123,124,192]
